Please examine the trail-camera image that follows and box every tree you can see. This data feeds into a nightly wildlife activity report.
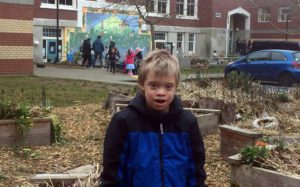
[121,0,164,50]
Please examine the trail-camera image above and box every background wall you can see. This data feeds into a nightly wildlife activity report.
[0,0,34,75]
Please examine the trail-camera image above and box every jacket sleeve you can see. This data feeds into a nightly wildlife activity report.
[99,113,128,187]
[188,116,207,187]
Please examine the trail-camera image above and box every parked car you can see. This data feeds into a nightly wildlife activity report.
[249,40,300,53]
[224,49,300,86]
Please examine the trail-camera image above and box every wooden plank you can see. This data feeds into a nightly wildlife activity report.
[219,125,263,137]
[27,121,51,135]
[231,164,300,187]
[0,122,18,138]
[184,108,221,114]
[197,113,220,135]
[0,119,52,146]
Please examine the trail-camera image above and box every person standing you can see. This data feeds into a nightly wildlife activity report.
[81,38,92,68]
[134,47,143,75]
[92,35,105,68]
[100,50,207,186]
[125,48,136,76]
[105,41,120,74]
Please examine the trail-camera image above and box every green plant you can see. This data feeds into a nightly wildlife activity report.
[15,102,33,134]
[240,145,270,167]
[277,93,290,102]
[0,100,33,135]
[50,114,65,144]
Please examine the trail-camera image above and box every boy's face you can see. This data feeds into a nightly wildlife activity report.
[141,71,176,113]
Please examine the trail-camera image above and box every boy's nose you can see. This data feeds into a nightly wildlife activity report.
[156,87,166,95]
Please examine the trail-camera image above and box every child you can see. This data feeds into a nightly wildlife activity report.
[105,43,120,73]
[125,48,136,76]
[100,50,207,186]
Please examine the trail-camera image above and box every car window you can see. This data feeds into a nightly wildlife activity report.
[294,53,300,62]
[247,51,270,62]
[271,52,287,61]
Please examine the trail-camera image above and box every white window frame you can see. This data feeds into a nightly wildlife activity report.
[188,33,195,53]
[258,7,270,22]
[148,0,170,17]
[40,0,76,11]
[154,32,167,49]
[278,7,291,22]
[177,33,184,53]
[176,0,198,19]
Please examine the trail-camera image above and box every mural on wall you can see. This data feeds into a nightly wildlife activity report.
[68,6,150,61]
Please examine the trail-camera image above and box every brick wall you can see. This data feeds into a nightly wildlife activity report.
[0,1,33,75]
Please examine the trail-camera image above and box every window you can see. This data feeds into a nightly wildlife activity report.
[258,7,270,22]
[177,33,183,52]
[248,51,270,61]
[176,0,184,16]
[43,28,61,37]
[154,32,166,49]
[42,0,55,4]
[176,0,197,18]
[187,0,195,16]
[278,7,291,22]
[41,0,76,10]
[158,0,167,14]
[154,32,166,40]
[59,0,72,6]
[188,33,195,52]
[148,0,170,15]
[271,52,287,61]
[148,0,155,12]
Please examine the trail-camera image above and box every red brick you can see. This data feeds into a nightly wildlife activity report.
[0,33,33,46]
[0,59,33,75]
[0,3,33,20]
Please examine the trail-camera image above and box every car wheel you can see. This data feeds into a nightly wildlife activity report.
[279,72,294,87]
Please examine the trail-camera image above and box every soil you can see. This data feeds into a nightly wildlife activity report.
[0,104,230,186]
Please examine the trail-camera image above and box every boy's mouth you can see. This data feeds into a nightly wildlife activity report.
[155,99,166,104]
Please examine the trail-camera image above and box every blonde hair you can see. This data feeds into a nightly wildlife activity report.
[138,49,181,88]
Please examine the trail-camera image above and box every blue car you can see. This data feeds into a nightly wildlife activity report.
[224,49,300,86]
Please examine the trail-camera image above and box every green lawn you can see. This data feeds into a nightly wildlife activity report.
[0,76,134,107]
[181,64,226,74]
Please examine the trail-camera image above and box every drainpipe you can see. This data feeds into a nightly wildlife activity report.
[225,16,229,58]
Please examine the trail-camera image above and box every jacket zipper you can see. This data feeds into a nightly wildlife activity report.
[159,123,165,187]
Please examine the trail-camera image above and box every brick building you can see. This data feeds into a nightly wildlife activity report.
[33,0,77,63]
[0,0,34,75]
[105,0,300,58]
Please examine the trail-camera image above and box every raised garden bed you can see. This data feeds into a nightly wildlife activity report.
[0,118,52,146]
[228,154,300,187]
[219,125,263,159]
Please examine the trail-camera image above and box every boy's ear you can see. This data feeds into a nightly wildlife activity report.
[138,84,144,91]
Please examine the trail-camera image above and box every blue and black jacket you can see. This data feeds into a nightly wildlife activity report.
[100,93,207,187]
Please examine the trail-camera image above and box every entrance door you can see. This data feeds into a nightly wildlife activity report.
[47,39,57,63]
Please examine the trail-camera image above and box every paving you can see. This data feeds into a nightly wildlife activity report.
[34,65,138,85]
[33,64,224,85]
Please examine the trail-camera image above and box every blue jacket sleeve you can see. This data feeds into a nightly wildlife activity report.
[188,116,207,187]
[99,113,128,187]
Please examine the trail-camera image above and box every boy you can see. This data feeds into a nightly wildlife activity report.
[100,50,207,187]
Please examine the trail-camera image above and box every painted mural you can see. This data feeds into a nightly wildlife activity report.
[67,6,150,61]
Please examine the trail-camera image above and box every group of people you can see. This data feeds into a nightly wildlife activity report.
[236,38,252,55]
[80,36,143,75]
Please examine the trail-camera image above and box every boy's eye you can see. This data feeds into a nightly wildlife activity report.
[165,84,174,90]
[149,83,158,88]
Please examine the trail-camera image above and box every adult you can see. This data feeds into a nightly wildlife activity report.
[92,35,105,68]
[134,47,143,75]
[81,38,92,68]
